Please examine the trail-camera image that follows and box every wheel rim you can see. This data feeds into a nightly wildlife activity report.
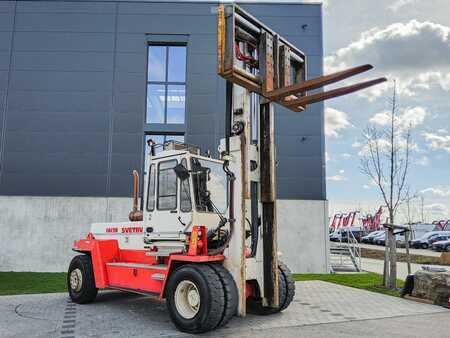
[174,280,200,319]
[70,268,83,292]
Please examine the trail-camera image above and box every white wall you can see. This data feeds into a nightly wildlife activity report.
[0,196,329,273]
[277,200,330,273]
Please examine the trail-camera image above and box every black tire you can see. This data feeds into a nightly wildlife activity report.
[209,263,238,328]
[247,261,295,315]
[446,246,450,252]
[67,254,98,304]
[166,264,225,333]
[421,243,428,249]
[278,261,295,311]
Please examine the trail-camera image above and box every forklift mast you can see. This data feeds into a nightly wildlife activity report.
[216,4,386,314]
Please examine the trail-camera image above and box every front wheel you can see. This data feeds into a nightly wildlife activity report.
[421,243,429,249]
[67,255,98,304]
[166,264,225,333]
[247,261,295,315]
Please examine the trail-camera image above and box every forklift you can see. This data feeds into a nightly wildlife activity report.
[68,4,386,333]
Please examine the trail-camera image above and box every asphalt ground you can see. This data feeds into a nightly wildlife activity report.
[1,281,448,338]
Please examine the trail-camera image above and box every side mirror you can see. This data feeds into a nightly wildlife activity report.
[174,163,190,181]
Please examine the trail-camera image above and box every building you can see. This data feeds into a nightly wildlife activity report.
[0,0,328,273]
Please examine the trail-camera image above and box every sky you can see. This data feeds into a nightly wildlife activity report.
[319,0,450,223]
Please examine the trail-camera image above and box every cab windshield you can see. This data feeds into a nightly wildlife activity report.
[191,158,228,214]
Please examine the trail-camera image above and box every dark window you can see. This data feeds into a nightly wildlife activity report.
[146,45,186,124]
[146,164,156,211]
[157,160,178,210]
[180,159,192,212]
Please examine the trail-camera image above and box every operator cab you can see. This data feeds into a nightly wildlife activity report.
[143,141,229,253]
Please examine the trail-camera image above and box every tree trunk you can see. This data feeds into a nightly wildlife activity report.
[405,229,411,275]
[388,211,397,289]
[383,228,390,287]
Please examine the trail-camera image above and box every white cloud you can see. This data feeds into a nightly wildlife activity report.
[369,106,427,131]
[437,129,448,134]
[341,153,352,159]
[389,0,416,12]
[421,186,450,197]
[423,131,450,153]
[325,20,450,99]
[325,151,331,162]
[424,203,447,215]
[327,169,347,182]
[356,133,418,156]
[369,111,391,126]
[363,184,371,189]
[325,107,352,138]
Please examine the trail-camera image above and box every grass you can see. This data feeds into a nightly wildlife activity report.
[0,272,67,296]
[293,272,404,297]
[0,271,403,298]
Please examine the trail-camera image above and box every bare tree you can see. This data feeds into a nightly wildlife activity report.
[360,81,412,289]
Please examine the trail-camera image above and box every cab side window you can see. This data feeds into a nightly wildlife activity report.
[146,164,156,211]
[157,160,177,210]
[180,159,192,212]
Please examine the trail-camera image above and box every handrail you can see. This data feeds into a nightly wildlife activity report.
[336,228,361,271]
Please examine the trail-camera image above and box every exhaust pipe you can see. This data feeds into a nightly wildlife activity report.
[128,170,143,222]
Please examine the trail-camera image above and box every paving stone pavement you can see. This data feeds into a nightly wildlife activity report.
[0,281,448,338]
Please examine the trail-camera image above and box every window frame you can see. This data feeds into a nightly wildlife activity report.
[146,43,187,125]
[156,159,178,211]
[179,158,192,213]
[146,164,156,212]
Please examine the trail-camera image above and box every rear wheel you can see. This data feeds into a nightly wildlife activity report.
[166,264,225,333]
[247,261,295,315]
[67,255,98,304]
[421,243,429,249]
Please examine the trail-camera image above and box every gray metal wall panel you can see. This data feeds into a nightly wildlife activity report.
[0,71,8,89]
[7,90,112,112]
[0,1,15,13]
[14,32,115,52]
[0,1,324,200]
[0,2,14,192]
[118,2,212,15]
[4,131,108,154]
[16,1,116,13]
[0,13,14,31]
[1,173,108,195]
[12,51,114,72]
[0,52,10,70]
[10,70,113,92]
[15,12,116,32]
[117,14,216,34]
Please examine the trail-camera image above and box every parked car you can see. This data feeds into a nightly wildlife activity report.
[330,227,365,242]
[373,231,404,246]
[409,231,450,249]
[361,230,384,244]
[432,239,450,252]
